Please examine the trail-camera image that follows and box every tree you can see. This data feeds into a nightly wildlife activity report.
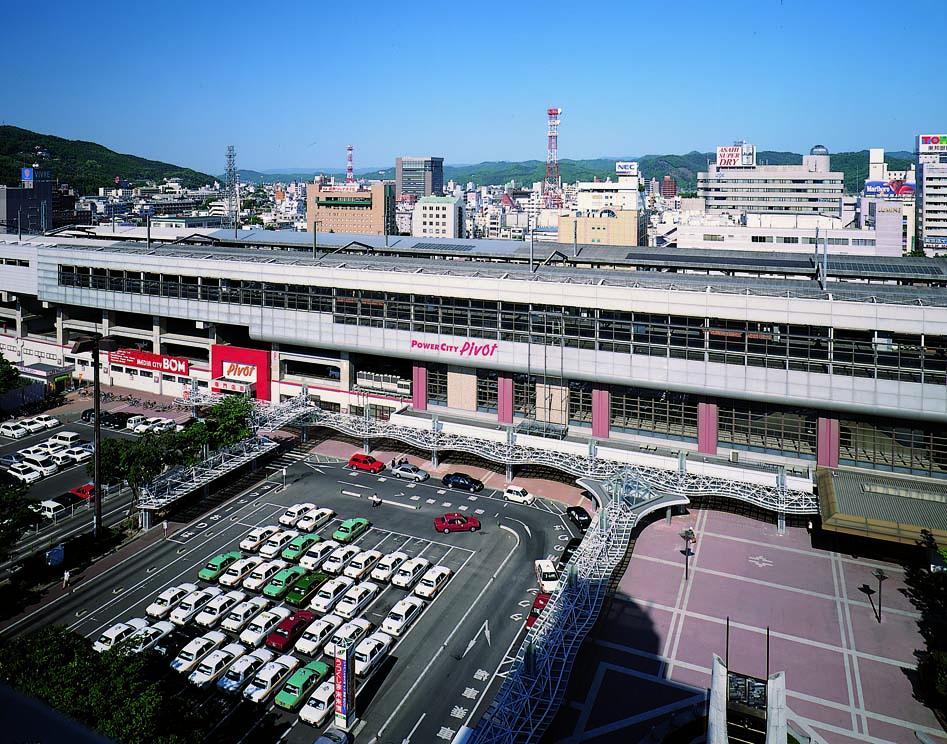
[209,395,253,448]
[0,625,209,744]
[0,482,37,562]
[85,437,130,486]
[122,434,167,501]
[0,354,21,393]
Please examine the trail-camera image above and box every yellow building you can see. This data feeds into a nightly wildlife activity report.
[558,209,648,247]
[306,180,396,236]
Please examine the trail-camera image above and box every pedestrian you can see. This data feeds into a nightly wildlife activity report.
[62,569,70,589]
[371,492,381,508]
[162,520,169,540]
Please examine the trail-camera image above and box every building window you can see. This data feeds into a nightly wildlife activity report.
[476,369,498,413]
[840,416,947,478]
[703,234,724,242]
[568,381,592,426]
[717,401,817,459]
[609,386,698,442]
[513,373,536,418]
[428,363,447,407]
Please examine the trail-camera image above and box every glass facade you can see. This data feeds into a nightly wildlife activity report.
[840,417,947,478]
[717,402,817,459]
[476,369,498,413]
[609,386,699,442]
[428,363,447,407]
[568,381,593,426]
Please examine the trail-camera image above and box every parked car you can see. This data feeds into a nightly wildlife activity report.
[308,576,354,614]
[220,596,271,633]
[391,462,429,481]
[286,572,330,607]
[320,544,361,575]
[294,614,343,656]
[274,659,331,710]
[346,453,384,473]
[188,642,247,687]
[557,537,582,570]
[63,446,92,464]
[70,484,95,500]
[370,551,409,583]
[299,539,340,571]
[441,472,484,492]
[0,452,23,468]
[125,620,176,653]
[0,422,28,439]
[391,557,431,589]
[194,590,246,628]
[415,565,452,599]
[332,517,370,544]
[239,606,292,647]
[503,485,535,504]
[265,610,316,652]
[323,617,373,657]
[104,411,134,429]
[219,556,264,587]
[262,565,307,599]
[239,524,280,552]
[8,462,41,484]
[381,596,424,637]
[434,512,481,533]
[353,631,393,677]
[17,418,48,434]
[526,592,552,628]
[242,654,299,704]
[170,630,228,674]
[198,551,245,582]
[151,626,201,659]
[343,549,382,580]
[296,507,335,533]
[93,618,149,652]
[259,529,300,559]
[242,559,289,591]
[314,727,351,744]
[567,505,592,532]
[335,581,380,620]
[534,559,560,593]
[279,502,317,527]
[282,533,322,562]
[29,414,60,430]
[299,680,335,726]
[80,408,96,422]
[146,582,199,619]
[169,587,223,625]
[217,648,275,695]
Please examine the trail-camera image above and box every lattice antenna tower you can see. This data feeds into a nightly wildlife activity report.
[345,145,355,184]
[544,107,563,208]
[225,145,237,231]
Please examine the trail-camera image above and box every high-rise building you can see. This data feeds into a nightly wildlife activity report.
[916,134,947,253]
[697,143,844,217]
[395,157,444,200]
[0,167,53,234]
[661,175,678,199]
[411,195,465,238]
[306,179,395,236]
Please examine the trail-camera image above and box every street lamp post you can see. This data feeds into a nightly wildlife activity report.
[71,333,119,539]
[679,527,696,581]
[871,568,889,623]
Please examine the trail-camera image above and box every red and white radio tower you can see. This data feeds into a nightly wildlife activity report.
[544,107,562,208]
[345,145,355,184]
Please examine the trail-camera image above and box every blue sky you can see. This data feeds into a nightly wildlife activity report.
[4,0,944,174]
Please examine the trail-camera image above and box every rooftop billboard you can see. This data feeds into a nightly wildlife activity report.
[864,179,915,197]
[918,135,947,154]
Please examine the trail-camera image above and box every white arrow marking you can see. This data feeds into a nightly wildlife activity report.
[402,712,426,744]
[462,618,491,658]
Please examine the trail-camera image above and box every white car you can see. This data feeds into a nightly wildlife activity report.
[295,614,343,656]
[391,557,431,589]
[299,539,340,571]
[37,440,67,456]
[371,551,409,583]
[17,418,48,434]
[146,582,199,619]
[279,502,317,527]
[29,414,60,430]
[343,549,382,580]
[18,445,47,459]
[125,620,175,653]
[296,507,335,533]
[323,618,373,658]
[219,556,264,587]
[221,596,271,633]
[0,422,28,439]
[188,642,247,687]
[8,462,41,484]
[321,544,361,575]
[259,530,299,559]
[239,606,292,647]
[299,681,335,726]
[169,586,223,625]
[195,590,246,628]
[93,617,149,652]
[50,451,75,468]
[381,596,425,637]
[391,462,429,481]
[217,648,275,695]
[503,485,535,505]
[170,630,228,673]
[335,581,380,620]
[353,631,393,676]
[62,446,92,464]
[415,565,453,600]
[134,417,166,434]
[239,525,279,552]
[242,559,289,591]
[242,654,300,703]
[308,576,354,614]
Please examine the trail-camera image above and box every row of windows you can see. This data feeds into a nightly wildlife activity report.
[57,266,947,384]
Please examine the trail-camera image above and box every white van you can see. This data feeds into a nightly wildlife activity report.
[125,415,147,431]
[49,431,82,448]
[36,499,68,519]
[0,422,28,439]
[21,455,58,477]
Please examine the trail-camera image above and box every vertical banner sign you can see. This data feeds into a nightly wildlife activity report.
[334,640,355,730]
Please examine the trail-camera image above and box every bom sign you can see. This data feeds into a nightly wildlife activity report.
[110,349,189,375]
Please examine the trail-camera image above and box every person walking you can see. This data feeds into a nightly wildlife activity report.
[62,569,70,589]
[371,492,381,508]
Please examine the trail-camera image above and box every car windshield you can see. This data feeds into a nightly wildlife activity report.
[179,650,195,661]
[421,579,435,588]
[284,683,300,696]
[248,623,263,633]
[389,611,404,623]
[274,627,289,637]
[225,668,243,681]
[541,569,557,581]
[197,663,214,676]
[96,635,111,646]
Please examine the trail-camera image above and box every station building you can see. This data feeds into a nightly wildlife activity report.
[1,227,946,514]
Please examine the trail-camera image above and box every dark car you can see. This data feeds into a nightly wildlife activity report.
[441,472,484,492]
[152,625,201,658]
[80,408,96,422]
[104,411,134,429]
[557,537,582,570]
[266,610,316,652]
[567,506,592,532]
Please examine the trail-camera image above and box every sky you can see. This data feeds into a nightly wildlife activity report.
[4,0,945,175]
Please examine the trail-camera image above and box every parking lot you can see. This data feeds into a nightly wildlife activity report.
[4,450,581,742]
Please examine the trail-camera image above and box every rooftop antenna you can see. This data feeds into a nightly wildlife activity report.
[345,145,355,184]
[225,145,237,236]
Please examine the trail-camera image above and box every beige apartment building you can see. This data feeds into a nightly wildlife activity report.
[306,180,396,236]
[558,209,648,246]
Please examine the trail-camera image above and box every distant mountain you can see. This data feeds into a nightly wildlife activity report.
[0,126,215,195]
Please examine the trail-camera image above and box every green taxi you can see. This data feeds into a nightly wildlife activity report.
[281,533,322,562]
[286,572,330,606]
[198,550,244,581]
[274,659,330,710]
[262,565,308,599]
[332,517,371,544]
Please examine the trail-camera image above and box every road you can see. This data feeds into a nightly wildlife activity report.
[4,454,579,742]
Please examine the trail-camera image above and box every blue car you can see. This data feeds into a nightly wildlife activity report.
[0,453,24,468]
[441,472,484,492]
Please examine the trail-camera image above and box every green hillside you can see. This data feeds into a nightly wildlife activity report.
[0,126,215,195]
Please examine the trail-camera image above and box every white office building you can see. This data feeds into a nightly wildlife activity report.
[917,134,947,253]
[411,195,464,238]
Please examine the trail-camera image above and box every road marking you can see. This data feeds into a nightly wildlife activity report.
[462,687,480,700]
[437,727,455,740]
[503,516,532,538]
[474,509,484,515]
[462,619,491,658]
[426,499,436,504]
[474,669,490,681]
[401,712,426,744]
[451,706,468,719]
[748,555,774,568]
[442,502,452,508]
[518,600,530,607]
[458,505,468,511]
[510,613,523,621]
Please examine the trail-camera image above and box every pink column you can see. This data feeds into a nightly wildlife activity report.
[498,373,513,424]
[697,401,718,455]
[411,364,427,411]
[591,387,610,439]
[817,417,839,468]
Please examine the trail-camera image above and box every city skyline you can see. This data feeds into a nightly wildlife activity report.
[4,0,944,174]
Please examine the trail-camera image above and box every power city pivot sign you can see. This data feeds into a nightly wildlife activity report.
[410,339,499,358]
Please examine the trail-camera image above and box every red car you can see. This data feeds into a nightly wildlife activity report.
[347,453,385,473]
[71,484,95,500]
[526,593,551,628]
[265,610,316,652]
[434,513,481,534]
